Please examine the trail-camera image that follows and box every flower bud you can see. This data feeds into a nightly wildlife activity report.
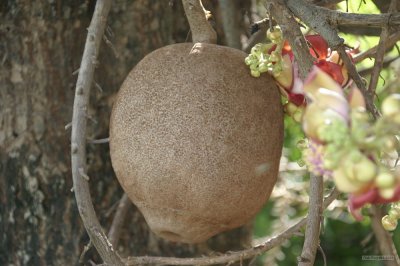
[389,208,400,219]
[379,187,395,199]
[284,102,298,115]
[382,215,398,231]
[250,69,260,78]
[267,27,282,41]
[302,104,345,141]
[258,62,269,73]
[376,171,395,188]
[354,156,377,182]
[333,166,363,193]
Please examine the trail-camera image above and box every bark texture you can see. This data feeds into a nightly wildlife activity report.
[0,1,251,265]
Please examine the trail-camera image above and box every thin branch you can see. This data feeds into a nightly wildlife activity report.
[181,0,217,44]
[264,3,324,263]
[298,175,324,266]
[70,0,123,264]
[79,241,93,264]
[89,137,110,144]
[266,0,315,78]
[124,188,340,266]
[337,46,380,118]
[311,0,344,7]
[287,0,400,29]
[318,245,327,266]
[370,205,400,266]
[108,194,132,247]
[359,56,399,76]
[330,12,400,28]
[368,0,398,97]
[354,31,400,63]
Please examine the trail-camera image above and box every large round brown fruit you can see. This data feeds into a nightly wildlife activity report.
[110,43,283,243]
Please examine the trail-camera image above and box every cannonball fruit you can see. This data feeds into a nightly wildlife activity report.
[110,43,283,243]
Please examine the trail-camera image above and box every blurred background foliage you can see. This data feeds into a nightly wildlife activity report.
[249,0,400,265]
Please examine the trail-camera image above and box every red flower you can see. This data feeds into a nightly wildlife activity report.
[349,185,400,221]
[270,35,355,106]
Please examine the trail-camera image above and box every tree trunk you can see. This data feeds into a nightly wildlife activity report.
[0,1,251,265]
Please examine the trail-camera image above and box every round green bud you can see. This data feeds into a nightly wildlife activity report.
[379,187,395,199]
[284,102,298,115]
[267,27,282,41]
[382,215,398,231]
[250,63,258,71]
[258,62,269,73]
[354,156,377,182]
[251,69,260,78]
[245,56,253,66]
[389,208,400,220]
[376,171,395,188]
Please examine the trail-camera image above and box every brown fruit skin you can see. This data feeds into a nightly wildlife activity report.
[110,43,283,243]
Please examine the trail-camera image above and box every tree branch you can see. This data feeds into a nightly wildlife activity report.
[182,0,217,44]
[337,46,380,118]
[368,0,398,97]
[298,175,324,266]
[370,206,400,266]
[70,0,123,264]
[330,12,400,28]
[264,2,326,264]
[266,0,314,78]
[108,194,132,247]
[125,189,339,266]
[358,56,399,76]
[354,31,400,63]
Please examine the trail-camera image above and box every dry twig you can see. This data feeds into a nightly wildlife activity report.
[266,0,314,78]
[354,32,400,63]
[370,206,400,266]
[70,0,123,264]
[181,0,217,44]
[298,174,324,266]
[368,0,398,98]
[108,194,132,247]
[125,189,339,265]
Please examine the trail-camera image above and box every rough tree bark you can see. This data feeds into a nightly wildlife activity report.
[0,1,251,265]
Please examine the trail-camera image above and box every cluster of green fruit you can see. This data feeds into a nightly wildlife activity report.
[382,202,400,231]
[244,27,285,78]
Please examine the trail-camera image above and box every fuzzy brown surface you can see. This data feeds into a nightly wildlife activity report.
[110,43,283,243]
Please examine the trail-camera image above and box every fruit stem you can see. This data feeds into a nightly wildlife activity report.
[182,0,217,44]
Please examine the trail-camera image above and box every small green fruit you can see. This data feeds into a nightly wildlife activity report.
[376,171,395,188]
[251,69,260,77]
[382,215,398,231]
